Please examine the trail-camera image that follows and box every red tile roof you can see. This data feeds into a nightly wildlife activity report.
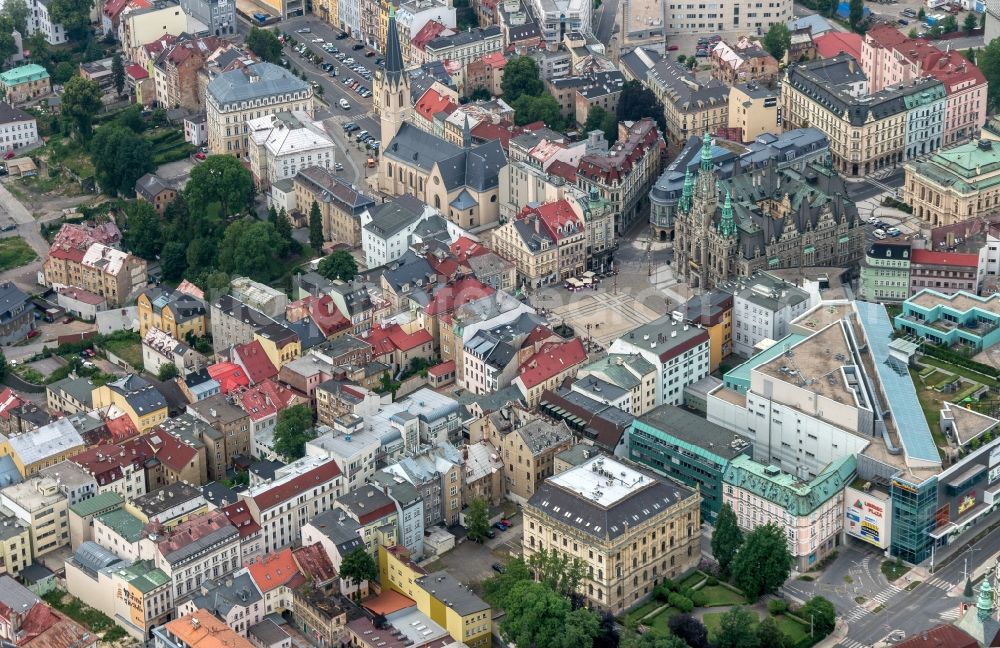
[363,590,416,616]
[480,51,507,68]
[425,276,495,316]
[909,249,980,268]
[515,338,587,389]
[106,413,139,442]
[369,324,433,357]
[247,547,301,593]
[71,441,149,485]
[426,253,461,280]
[250,460,342,511]
[412,20,451,51]
[158,510,235,558]
[428,359,455,376]
[125,64,148,80]
[577,118,660,185]
[894,625,978,648]
[207,362,251,393]
[309,294,352,338]
[450,236,490,263]
[2,602,92,648]
[221,501,261,537]
[414,87,458,122]
[293,542,337,583]
[864,26,987,94]
[0,388,25,421]
[518,199,584,242]
[233,340,278,385]
[546,160,578,183]
[176,280,204,300]
[236,379,300,422]
[814,31,863,60]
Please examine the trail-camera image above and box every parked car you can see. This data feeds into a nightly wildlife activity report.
[500,518,511,526]
[492,563,506,573]
[335,162,344,171]
[26,329,39,339]
[667,44,679,50]
[344,57,355,64]
[296,27,310,32]
[337,31,349,39]
[339,98,351,110]
[898,18,909,24]
[873,229,887,239]
[3,150,14,160]
[0,223,16,232]
[194,152,206,160]
[352,43,365,50]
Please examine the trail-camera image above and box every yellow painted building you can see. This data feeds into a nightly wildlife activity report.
[253,325,301,369]
[728,84,780,143]
[0,517,31,576]
[681,291,733,373]
[378,546,492,648]
[137,288,208,339]
[92,375,169,432]
[0,418,86,478]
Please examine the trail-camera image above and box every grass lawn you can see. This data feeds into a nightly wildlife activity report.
[644,607,679,633]
[699,584,747,607]
[702,611,741,640]
[921,357,1000,388]
[622,599,661,625]
[775,615,810,644]
[908,367,950,452]
[101,335,143,370]
[0,237,37,272]
[679,571,706,590]
[881,559,910,582]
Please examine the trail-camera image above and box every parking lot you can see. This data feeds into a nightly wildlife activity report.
[432,519,522,592]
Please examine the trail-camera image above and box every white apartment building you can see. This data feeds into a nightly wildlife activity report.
[247,111,336,190]
[360,197,441,269]
[0,476,69,558]
[663,0,792,36]
[0,103,38,154]
[29,0,67,45]
[397,0,456,48]
[370,470,425,559]
[241,455,343,554]
[730,272,817,357]
[528,0,590,42]
[306,418,380,494]
[151,510,241,601]
[607,315,710,407]
[206,63,313,159]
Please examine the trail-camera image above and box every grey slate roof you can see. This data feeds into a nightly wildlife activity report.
[0,101,33,125]
[0,282,30,322]
[193,572,262,616]
[634,404,752,460]
[308,508,366,556]
[295,166,375,216]
[384,123,506,192]
[364,194,427,237]
[382,250,436,293]
[207,62,309,105]
[647,59,728,113]
[135,173,173,201]
[384,9,405,87]
[106,374,167,416]
[572,375,628,401]
[426,26,501,52]
[514,418,573,456]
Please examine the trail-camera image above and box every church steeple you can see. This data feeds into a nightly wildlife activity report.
[719,190,735,237]
[680,167,693,214]
[700,132,713,171]
[379,1,411,150]
[384,3,404,87]
[462,114,472,150]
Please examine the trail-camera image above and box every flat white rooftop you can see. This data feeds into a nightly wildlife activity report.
[548,455,648,508]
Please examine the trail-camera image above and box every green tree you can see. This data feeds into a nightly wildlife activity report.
[500,581,600,648]
[908,27,918,38]
[512,93,563,128]
[185,155,255,220]
[712,503,743,578]
[616,80,667,136]
[0,349,7,382]
[61,76,102,140]
[942,14,958,32]
[482,558,532,608]
[112,53,124,97]
[849,0,864,31]
[52,61,76,84]
[469,86,491,101]
[309,200,324,251]
[339,548,378,595]
[621,629,687,648]
[763,23,791,61]
[160,241,187,281]
[500,55,543,102]
[980,37,1000,110]
[667,614,709,648]
[90,125,155,196]
[526,548,587,596]
[465,496,490,542]
[965,12,979,33]
[121,200,163,259]
[47,0,94,38]
[216,218,286,279]
[584,106,618,144]
[157,363,179,381]
[731,523,794,600]
[0,15,17,62]
[317,250,358,281]
[800,596,837,638]
[246,26,282,62]
[275,207,292,244]
[2,0,28,35]
[115,104,146,132]
[715,607,760,648]
[918,6,925,18]
[755,616,786,648]
[272,404,315,460]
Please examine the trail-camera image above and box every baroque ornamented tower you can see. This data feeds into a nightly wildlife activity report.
[378,4,411,193]
[673,133,739,290]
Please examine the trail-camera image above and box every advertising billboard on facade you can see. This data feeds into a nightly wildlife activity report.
[845,486,891,549]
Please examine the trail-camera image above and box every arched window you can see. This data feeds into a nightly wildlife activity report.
[434,195,441,209]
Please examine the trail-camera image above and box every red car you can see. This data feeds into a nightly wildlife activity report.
[3,151,14,160]
[26,329,39,339]
[667,44,679,51]
[194,152,206,160]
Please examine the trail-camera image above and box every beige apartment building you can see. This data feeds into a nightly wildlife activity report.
[206,62,314,158]
[0,477,70,559]
[501,417,574,503]
[292,166,376,247]
[524,455,701,613]
[646,59,728,154]
[43,243,147,308]
[903,138,1000,227]
[728,83,780,142]
[121,2,188,61]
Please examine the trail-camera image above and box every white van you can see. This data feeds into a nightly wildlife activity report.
[873,229,886,240]
[339,98,351,110]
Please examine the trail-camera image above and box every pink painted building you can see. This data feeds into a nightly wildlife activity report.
[861,25,986,145]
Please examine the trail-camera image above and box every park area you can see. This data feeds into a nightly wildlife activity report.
[910,352,1000,454]
[620,571,817,648]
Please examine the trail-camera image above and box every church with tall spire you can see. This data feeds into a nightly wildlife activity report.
[376,5,508,231]
[672,133,865,291]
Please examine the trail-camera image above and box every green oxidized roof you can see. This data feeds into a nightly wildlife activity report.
[96,508,145,543]
[69,492,123,518]
[581,354,655,391]
[908,140,1000,195]
[116,560,169,593]
[0,64,49,85]
[723,454,856,517]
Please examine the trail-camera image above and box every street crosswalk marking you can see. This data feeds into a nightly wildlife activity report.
[838,638,868,648]
[845,606,869,622]
[938,608,961,620]
[869,584,901,605]
[925,576,952,591]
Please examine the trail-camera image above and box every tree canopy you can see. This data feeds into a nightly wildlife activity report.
[121,200,163,260]
[246,26,282,63]
[584,106,619,145]
[526,548,586,597]
[62,76,102,140]
[617,80,667,136]
[731,523,794,600]
[621,629,687,648]
[466,497,490,542]
[161,241,187,282]
[90,125,154,196]
[512,94,564,129]
[800,596,837,637]
[2,0,29,35]
[47,0,94,37]
[272,404,315,461]
[185,155,255,220]
[499,581,600,648]
[501,55,543,102]
[216,218,287,280]
[317,250,358,281]
[340,548,378,590]
[667,614,710,648]
[715,607,759,648]
[979,37,1000,111]
[848,0,864,31]
[712,503,743,578]
[112,53,125,97]
[755,616,787,648]
[763,23,791,61]
[309,200,324,251]
[0,15,17,62]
